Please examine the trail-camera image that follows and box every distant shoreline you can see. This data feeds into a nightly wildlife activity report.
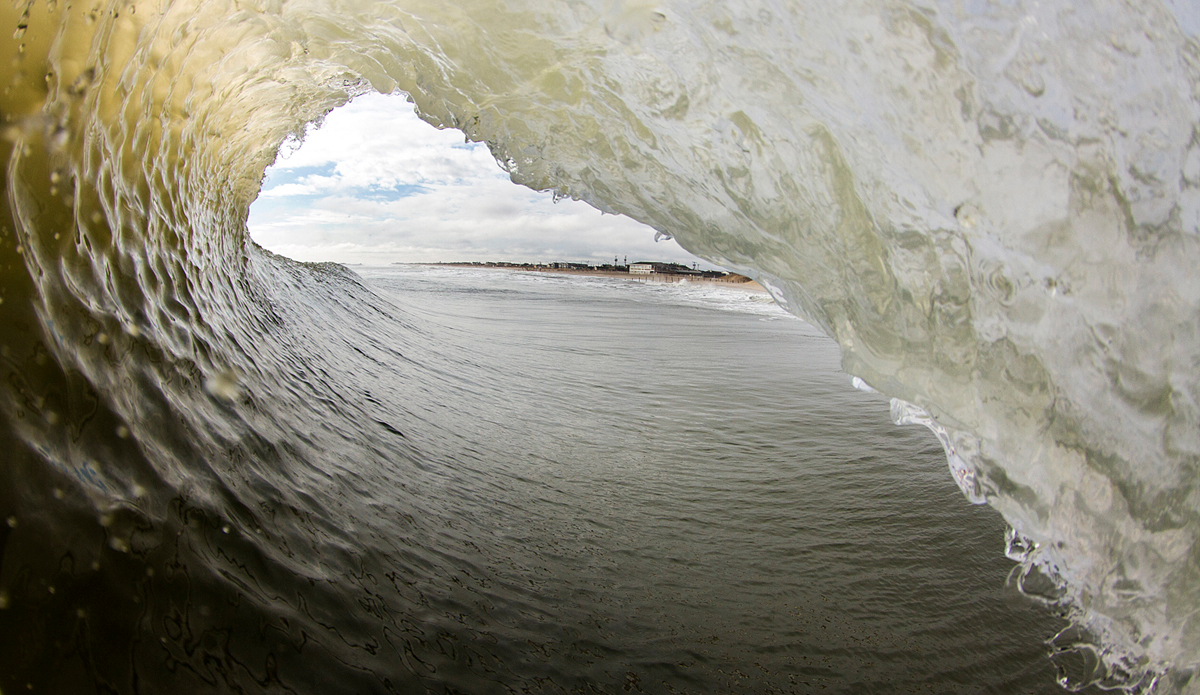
[410,263,769,293]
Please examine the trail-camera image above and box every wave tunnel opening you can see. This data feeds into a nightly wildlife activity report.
[246,92,711,268]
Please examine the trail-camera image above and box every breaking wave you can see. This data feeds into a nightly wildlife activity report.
[0,0,1197,691]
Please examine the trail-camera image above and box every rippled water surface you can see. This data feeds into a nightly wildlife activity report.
[0,262,1068,693]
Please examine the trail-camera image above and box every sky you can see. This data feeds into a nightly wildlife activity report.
[248,92,709,267]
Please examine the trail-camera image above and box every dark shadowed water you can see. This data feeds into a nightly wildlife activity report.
[0,260,1065,693]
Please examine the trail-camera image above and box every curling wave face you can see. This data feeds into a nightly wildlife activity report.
[0,0,1197,690]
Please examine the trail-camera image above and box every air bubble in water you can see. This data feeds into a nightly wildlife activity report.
[205,369,241,400]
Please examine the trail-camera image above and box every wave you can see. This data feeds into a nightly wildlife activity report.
[0,0,1196,691]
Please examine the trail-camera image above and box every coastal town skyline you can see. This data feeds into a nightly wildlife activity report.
[413,260,759,288]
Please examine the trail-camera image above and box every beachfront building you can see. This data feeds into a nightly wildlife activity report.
[629,262,703,275]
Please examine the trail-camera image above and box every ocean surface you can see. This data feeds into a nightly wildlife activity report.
[1,261,1065,693]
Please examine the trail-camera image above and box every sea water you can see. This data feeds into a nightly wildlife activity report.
[350,265,1067,693]
[1,260,1062,692]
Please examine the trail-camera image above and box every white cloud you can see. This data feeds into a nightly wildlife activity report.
[256,182,324,198]
[248,92,709,267]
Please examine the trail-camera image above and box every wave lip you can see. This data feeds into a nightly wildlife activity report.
[0,0,1197,691]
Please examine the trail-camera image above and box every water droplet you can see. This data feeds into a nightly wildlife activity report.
[205,369,241,400]
[115,425,129,438]
[954,202,981,229]
[1021,72,1045,98]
